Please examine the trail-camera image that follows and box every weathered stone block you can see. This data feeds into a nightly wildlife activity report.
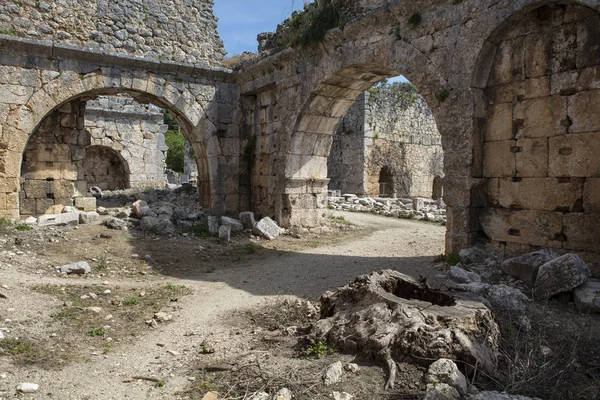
[35,198,55,214]
[568,90,600,133]
[482,141,516,178]
[534,253,590,299]
[38,212,79,226]
[498,178,583,211]
[515,138,548,177]
[479,208,563,248]
[513,96,567,139]
[584,178,600,213]
[484,103,513,142]
[549,132,600,177]
[74,197,96,212]
[564,213,600,253]
[574,280,600,313]
[219,224,231,243]
[501,249,560,286]
[238,211,256,229]
[253,217,281,240]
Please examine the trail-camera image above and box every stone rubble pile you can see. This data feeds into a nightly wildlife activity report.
[442,246,597,314]
[328,193,446,223]
[17,185,285,240]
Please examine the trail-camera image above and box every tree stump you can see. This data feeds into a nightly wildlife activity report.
[314,270,499,389]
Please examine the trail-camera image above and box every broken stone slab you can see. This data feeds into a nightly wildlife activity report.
[533,253,590,300]
[426,358,468,397]
[486,284,530,313]
[322,361,343,385]
[315,270,499,390]
[38,212,80,226]
[59,261,91,275]
[253,217,280,240]
[105,217,127,230]
[239,211,256,229]
[79,212,100,224]
[132,200,151,218]
[221,216,244,232]
[501,249,560,286]
[574,279,600,313]
[219,225,231,243]
[208,216,220,233]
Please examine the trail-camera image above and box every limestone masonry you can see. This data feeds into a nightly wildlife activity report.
[2,0,600,259]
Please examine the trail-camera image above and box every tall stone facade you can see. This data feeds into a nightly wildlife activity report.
[476,4,600,257]
[85,95,168,190]
[0,0,225,65]
[328,87,443,198]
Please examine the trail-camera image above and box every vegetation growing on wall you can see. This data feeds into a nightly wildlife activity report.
[274,0,352,48]
[162,110,184,173]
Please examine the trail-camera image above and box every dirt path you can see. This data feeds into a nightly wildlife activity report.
[0,212,445,399]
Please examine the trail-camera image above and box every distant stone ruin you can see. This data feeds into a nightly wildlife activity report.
[328,85,443,198]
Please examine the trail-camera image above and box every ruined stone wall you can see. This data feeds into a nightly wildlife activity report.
[20,100,90,216]
[328,89,443,198]
[478,4,600,256]
[0,0,225,65]
[85,95,168,189]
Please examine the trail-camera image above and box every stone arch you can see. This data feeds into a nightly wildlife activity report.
[280,34,447,227]
[83,146,130,191]
[1,67,220,217]
[378,166,394,198]
[472,1,600,257]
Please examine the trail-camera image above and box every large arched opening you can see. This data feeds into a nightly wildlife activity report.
[11,80,213,217]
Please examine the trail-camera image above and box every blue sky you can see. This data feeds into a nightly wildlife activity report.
[214,0,304,55]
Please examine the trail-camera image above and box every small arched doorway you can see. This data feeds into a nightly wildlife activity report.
[378,166,394,198]
[83,146,130,191]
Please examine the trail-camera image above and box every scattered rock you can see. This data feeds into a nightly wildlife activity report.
[201,339,216,354]
[105,217,127,230]
[140,216,159,231]
[132,200,151,218]
[533,254,590,299]
[219,225,231,243]
[153,219,175,235]
[426,358,468,397]
[59,261,91,275]
[97,206,109,215]
[344,363,360,373]
[16,383,39,393]
[208,216,220,233]
[89,186,103,198]
[332,392,353,400]
[221,216,244,232]
[85,307,102,314]
[201,391,219,400]
[273,388,292,400]
[153,312,172,322]
[459,247,488,265]
[79,212,100,224]
[249,392,270,400]
[253,217,281,240]
[449,264,481,284]
[501,249,560,286]
[322,361,343,385]
[24,216,37,224]
[239,211,256,229]
[486,284,529,313]
[425,383,460,400]
[574,279,600,313]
